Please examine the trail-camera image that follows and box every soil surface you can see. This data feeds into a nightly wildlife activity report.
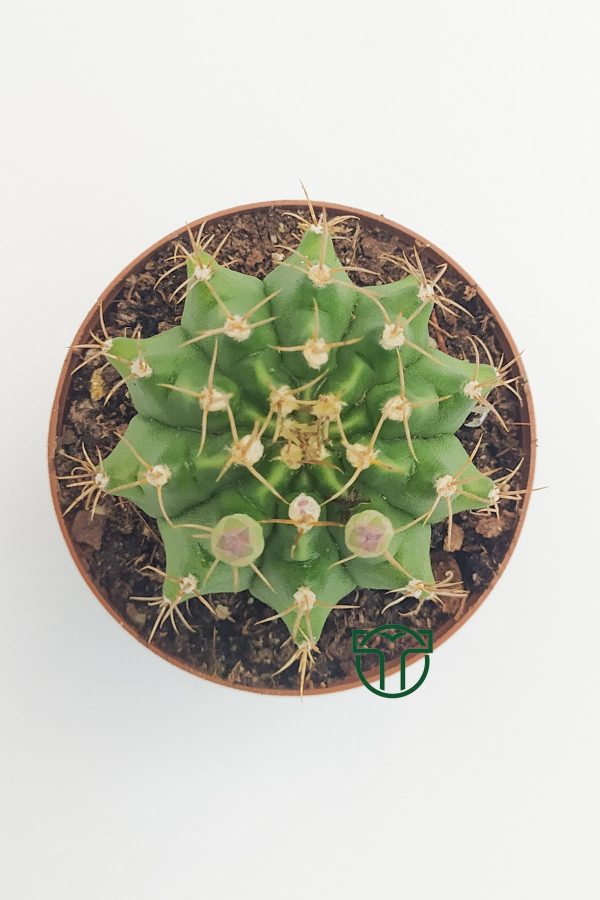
[52,205,531,692]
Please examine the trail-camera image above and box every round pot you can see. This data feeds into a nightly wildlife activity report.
[48,200,536,695]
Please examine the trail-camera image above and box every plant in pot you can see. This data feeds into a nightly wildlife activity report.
[49,196,535,695]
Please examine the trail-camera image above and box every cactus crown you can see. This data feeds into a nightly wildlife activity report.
[64,202,526,693]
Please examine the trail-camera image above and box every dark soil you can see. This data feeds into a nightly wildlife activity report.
[52,205,532,692]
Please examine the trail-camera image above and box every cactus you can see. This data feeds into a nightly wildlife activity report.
[63,202,526,693]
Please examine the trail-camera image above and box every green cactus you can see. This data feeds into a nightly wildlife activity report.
[64,205,524,692]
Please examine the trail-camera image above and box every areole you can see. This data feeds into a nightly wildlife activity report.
[48,200,536,696]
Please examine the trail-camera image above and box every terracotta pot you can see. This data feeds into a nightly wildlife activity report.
[48,200,536,695]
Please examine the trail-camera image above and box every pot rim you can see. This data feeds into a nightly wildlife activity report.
[48,199,537,696]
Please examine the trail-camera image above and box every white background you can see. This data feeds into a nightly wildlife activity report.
[1,1,598,897]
